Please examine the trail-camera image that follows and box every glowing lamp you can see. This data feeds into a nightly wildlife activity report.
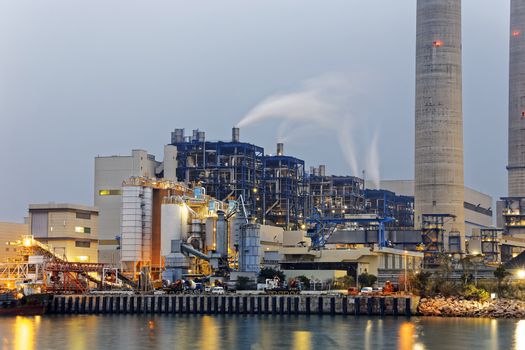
[433,40,443,47]
[23,238,32,247]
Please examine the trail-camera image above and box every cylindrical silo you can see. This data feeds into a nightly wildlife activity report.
[509,0,525,196]
[216,211,228,257]
[414,0,465,251]
[141,187,153,261]
[238,224,261,273]
[161,203,180,257]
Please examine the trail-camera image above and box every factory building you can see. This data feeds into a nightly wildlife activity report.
[261,143,307,229]
[364,189,414,228]
[94,149,163,263]
[0,221,29,263]
[280,230,423,284]
[28,203,99,263]
[119,176,236,281]
[368,180,493,238]
[306,165,365,219]
[414,0,465,251]
[170,128,264,220]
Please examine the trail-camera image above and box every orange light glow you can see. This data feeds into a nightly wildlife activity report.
[433,40,443,47]
[513,30,521,37]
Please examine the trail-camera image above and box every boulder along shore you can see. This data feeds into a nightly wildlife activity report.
[418,297,525,319]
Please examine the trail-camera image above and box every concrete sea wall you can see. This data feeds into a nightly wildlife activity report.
[48,294,418,317]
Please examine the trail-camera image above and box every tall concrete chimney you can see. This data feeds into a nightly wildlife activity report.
[414,0,465,251]
[509,0,525,196]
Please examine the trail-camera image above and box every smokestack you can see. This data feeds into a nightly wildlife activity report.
[277,143,284,156]
[319,165,326,177]
[197,131,205,143]
[414,0,465,251]
[171,128,184,144]
[192,129,199,142]
[509,0,525,196]
[232,127,240,142]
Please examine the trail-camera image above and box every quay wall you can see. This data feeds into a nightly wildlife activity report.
[48,294,418,317]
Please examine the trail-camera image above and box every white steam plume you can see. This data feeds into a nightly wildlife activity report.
[366,131,381,189]
[237,74,379,180]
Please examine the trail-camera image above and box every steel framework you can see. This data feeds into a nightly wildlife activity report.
[262,155,306,229]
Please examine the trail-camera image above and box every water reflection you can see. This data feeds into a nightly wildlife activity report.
[13,316,35,350]
[293,331,311,350]
[0,315,522,350]
[516,320,525,350]
[199,316,218,350]
[399,322,414,350]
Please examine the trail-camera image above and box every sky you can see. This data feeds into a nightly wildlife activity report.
[0,0,510,222]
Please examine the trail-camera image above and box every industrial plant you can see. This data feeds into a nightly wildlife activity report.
[1,1,525,316]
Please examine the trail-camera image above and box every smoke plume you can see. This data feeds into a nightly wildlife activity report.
[237,74,380,185]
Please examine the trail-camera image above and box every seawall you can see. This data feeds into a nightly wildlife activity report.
[48,294,418,316]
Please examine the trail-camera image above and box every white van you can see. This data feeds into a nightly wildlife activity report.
[211,287,225,295]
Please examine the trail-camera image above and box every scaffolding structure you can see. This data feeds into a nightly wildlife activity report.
[480,228,502,264]
[421,214,456,268]
[306,169,365,219]
[172,128,264,219]
[262,154,306,229]
[364,189,414,228]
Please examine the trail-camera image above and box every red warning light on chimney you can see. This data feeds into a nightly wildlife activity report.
[433,40,443,47]
[513,30,521,37]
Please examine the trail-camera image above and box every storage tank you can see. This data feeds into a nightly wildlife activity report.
[161,203,180,257]
[141,187,153,262]
[239,224,261,273]
[216,211,228,257]
[205,217,215,249]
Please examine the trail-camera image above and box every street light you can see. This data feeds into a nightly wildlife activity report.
[517,269,525,279]
[404,251,408,293]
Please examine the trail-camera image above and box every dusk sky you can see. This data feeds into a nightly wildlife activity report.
[0,1,510,222]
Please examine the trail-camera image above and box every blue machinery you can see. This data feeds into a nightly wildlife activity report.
[306,209,395,250]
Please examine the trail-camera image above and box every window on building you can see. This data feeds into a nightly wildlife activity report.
[76,212,91,220]
[75,241,91,248]
[75,227,91,234]
[99,189,122,196]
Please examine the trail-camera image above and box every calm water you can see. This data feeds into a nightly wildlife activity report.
[0,315,523,350]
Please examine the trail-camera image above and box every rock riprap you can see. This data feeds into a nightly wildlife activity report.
[418,297,525,318]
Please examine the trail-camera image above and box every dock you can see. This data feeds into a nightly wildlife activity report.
[48,294,418,316]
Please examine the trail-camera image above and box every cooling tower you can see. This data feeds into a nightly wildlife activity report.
[414,0,465,251]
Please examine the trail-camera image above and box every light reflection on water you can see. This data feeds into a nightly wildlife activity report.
[517,320,525,350]
[0,315,523,350]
